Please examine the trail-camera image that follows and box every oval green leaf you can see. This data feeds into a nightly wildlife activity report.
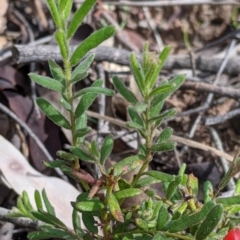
[112,75,138,105]
[29,73,63,93]
[36,98,71,129]
[71,26,115,66]
[100,135,114,165]
[195,205,223,240]
[107,194,124,222]
[114,188,142,200]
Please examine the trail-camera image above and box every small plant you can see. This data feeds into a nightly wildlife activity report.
[8,0,240,240]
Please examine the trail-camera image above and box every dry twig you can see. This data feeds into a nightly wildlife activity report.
[11,45,240,75]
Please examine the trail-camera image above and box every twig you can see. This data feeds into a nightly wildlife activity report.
[182,80,240,99]
[0,103,67,180]
[205,107,240,126]
[102,0,240,6]
[13,9,41,118]
[0,207,40,230]
[11,45,240,75]
[143,6,163,51]
[188,39,237,139]
[86,110,233,162]
[209,127,235,190]
[99,6,138,52]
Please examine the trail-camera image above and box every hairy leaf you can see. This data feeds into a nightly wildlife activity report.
[71,26,115,66]
[112,75,138,105]
[29,73,63,93]
[36,98,71,129]
[67,0,97,39]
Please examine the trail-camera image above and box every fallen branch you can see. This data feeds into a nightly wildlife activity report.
[87,110,234,162]
[183,80,240,99]
[101,0,240,7]
[0,207,39,230]
[11,45,240,75]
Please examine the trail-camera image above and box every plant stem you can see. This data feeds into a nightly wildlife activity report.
[131,104,153,187]
[63,58,79,169]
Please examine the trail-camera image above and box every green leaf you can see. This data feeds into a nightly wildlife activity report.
[44,159,66,168]
[166,175,182,200]
[126,121,145,137]
[157,127,173,143]
[67,0,97,39]
[74,127,92,140]
[133,102,148,113]
[135,176,161,188]
[158,46,171,69]
[55,29,69,59]
[168,200,216,233]
[150,108,176,126]
[72,53,95,79]
[156,205,168,230]
[7,208,26,218]
[75,79,103,118]
[31,210,66,227]
[72,200,104,212]
[130,53,145,96]
[203,180,213,203]
[74,86,114,99]
[188,174,199,197]
[150,99,164,118]
[216,195,240,205]
[150,74,185,104]
[90,141,100,158]
[72,209,82,234]
[149,83,176,97]
[107,194,124,222]
[135,218,149,231]
[169,74,185,90]
[82,213,98,234]
[59,0,72,20]
[22,191,34,212]
[48,59,64,83]
[195,205,223,240]
[112,76,138,105]
[70,146,95,163]
[143,170,175,182]
[29,73,63,93]
[76,113,87,144]
[42,189,55,216]
[235,179,240,194]
[46,0,61,28]
[128,107,144,127]
[113,155,144,177]
[143,42,150,74]
[17,198,29,216]
[59,97,71,111]
[114,188,142,200]
[36,98,71,129]
[178,164,186,176]
[150,141,175,152]
[70,71,88,85]
[34,190,43,211]
[100,135,114,165]
[71,26,115,66]
[145,60,160,90]
[152,232,169,240]
[28,226,75,240]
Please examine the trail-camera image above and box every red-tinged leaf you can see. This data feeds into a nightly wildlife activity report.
[107,194,124,222]
[112,155,144,177]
